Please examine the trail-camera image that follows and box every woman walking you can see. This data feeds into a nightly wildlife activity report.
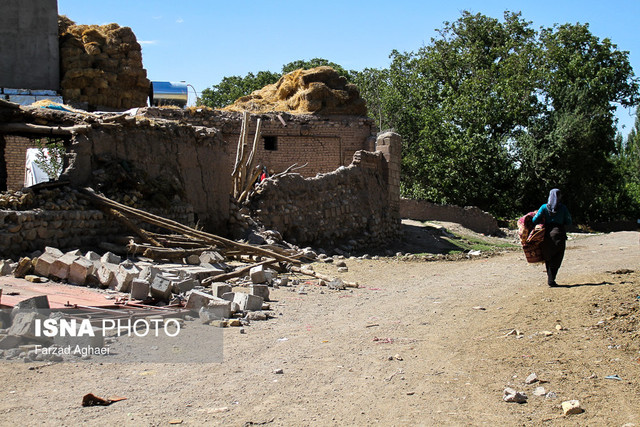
[532,189,572,287]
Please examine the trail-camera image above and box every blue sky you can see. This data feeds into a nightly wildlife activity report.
[57,0,639,133]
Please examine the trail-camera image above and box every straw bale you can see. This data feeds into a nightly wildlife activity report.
[82,28,106,45]
[223,66,367,116]
[93,78,109,89]
[83,87,98,96]
[109,26,137,44]
[127,50,142,61]
[84,42,102,55]
[59,20,150,109]
[58,15,75,36]
[62,88,82,99]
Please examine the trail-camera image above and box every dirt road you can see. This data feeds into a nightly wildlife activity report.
[0,231,638,426]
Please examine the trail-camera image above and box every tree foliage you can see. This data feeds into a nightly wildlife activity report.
[359,11,639,221]
[34,138,65,181]
[198,71,280,109]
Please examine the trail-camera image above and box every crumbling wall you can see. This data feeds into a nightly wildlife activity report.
[400,198,500,235]
[142,108,377,178]
[248,149,400,249]
[2,135,33,191]
[0,206,193,257]
[62,118,232,233]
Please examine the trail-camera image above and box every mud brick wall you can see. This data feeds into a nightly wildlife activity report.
[0,206,194,258]
[62,118,232,233]
[2,135,35,191]
[141,108,377,178]
[248,149,401,249]
[399,198,499,235]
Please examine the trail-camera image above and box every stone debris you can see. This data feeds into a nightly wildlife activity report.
[503,387,528,403]
[561,400,584,415]
[525,372,539,384]
[533,386,546,396]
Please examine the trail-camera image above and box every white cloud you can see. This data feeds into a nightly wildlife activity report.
[139,40,158,45]
[176,17,184,24]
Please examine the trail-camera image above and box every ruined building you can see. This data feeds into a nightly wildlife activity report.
[0,2,402,258]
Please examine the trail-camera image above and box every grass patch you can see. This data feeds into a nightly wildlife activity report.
[441,230,518,254]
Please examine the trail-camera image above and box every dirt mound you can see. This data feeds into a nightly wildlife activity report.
[223,66,367,116]
[58,19,150,110]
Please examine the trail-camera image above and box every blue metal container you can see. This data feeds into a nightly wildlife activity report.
[149,81,188,107]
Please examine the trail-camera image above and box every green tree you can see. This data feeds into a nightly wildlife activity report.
[516,23,639,221]
[281,58,352,79]
[198,71,280,108]
[384,11,541,216]
[613,111,640,212]
[34,138,65,181]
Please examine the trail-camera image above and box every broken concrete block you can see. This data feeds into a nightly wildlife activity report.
[138,265,160,283]
[198,300,232,323]
[250,284,270,301]
[33,252,60,277]
[172,277,198,294]
[250,265,267,284]
[0,335,25,350]
[100,252,121,265]
[185,290,217,311]
[562,400,583,415]
[44,247,64,258]
[221,292,235,302]
[199,251,224,264]
[84,251,101,262]
[49,252,80,281]
[11,295,50,315]
[233,293,264,312]
[8,311,47,340]
[114,261,140,292]
[150,275,173,300]
[68,257,95,285]
[212,283,232,298]
[130,279,150,300]
[97,263,118,288]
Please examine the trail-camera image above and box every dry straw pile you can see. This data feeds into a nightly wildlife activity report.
[58,16,150,110]
[223,66,367,116]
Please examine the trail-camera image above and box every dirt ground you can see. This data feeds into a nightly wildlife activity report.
[0,224,638,426]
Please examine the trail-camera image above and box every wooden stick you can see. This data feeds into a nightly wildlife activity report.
[80,188,301,264]
[106,208,163,247]
[202,259,278,284]
[0,122,92,135]
[289,266,359,288]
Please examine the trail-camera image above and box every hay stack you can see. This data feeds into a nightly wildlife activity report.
[59,18,150,110]
[223,66,367,116]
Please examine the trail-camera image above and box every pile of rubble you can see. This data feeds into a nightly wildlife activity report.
[0,243,355,362]
[58,17,150,110]
[0,186,87,211]
[223,67,367,116]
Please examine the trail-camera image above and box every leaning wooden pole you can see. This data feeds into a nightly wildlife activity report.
[79,188,301,264]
